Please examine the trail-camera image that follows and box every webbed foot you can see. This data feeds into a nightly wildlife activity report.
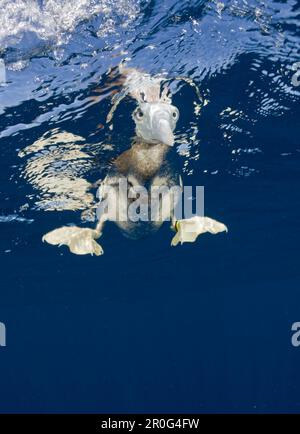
[42,226,103,256]
[171,216,228,246]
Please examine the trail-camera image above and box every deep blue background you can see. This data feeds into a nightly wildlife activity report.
[0,0,300,413]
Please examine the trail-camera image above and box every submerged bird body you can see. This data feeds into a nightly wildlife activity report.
[99,138,179,239]
[42,66,228,255]
[96,67,182,239]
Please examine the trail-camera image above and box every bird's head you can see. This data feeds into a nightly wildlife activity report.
[133,102,179,147]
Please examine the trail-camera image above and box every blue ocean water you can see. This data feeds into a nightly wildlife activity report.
[0,0,299,413]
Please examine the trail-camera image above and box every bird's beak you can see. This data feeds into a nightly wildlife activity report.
[155,118,174,147]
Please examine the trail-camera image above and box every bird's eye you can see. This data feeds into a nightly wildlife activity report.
[172,109,179,120]
[136,108,144,120]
